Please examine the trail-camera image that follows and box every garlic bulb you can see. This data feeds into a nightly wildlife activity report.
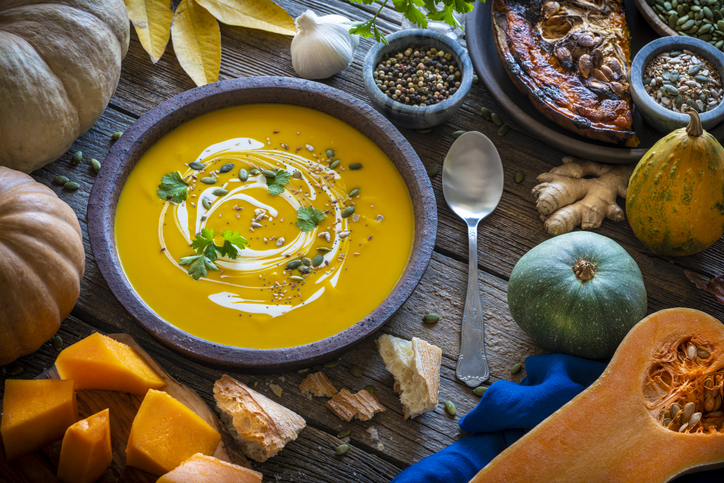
[291,10,359,80]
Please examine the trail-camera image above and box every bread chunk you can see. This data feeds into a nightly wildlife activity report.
[326,388,385,421]
[299,372,338,398]
[213,375,306,462]
[376,334,442,419]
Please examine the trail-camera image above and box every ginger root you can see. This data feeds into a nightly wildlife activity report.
[531,156,634,236]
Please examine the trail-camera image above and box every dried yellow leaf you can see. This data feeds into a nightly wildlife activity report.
[196,0,296,37]
[171,0,221,86]
[125,0,174,63]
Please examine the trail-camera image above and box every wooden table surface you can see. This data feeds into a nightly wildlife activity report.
[4,1,724,481]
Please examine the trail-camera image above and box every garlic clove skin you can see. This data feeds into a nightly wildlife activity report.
[291,10,359,80]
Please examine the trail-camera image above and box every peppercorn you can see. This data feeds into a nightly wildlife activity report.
[373,44,462,107]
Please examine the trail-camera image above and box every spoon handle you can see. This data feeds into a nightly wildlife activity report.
[456,223,490,387]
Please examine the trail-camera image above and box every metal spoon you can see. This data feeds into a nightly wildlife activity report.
[442,131,504,387]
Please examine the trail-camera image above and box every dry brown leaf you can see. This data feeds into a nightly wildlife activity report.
[171,0,221,86]
[685,269,724,304]
[125,0,174,63]
[196,0,296,37]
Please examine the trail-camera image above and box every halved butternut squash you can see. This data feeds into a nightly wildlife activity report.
[55,332,166,395]
[470,308,724,482]
[57,408,112,483]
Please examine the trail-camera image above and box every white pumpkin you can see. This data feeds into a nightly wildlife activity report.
[0,0,130,173]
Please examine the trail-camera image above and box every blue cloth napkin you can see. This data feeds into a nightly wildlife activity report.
[391,353,723,483]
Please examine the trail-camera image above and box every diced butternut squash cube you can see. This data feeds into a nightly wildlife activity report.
[1,379,78,461]
[57,408,112,483]
[126,389,221,476]
[156,453,263,482]
[55,332,166,395]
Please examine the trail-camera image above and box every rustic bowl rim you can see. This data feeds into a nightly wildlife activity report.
[362,29,473,129]
[630,36,724,131]
[87,76,437,373]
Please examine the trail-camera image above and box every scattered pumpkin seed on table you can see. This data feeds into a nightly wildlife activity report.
[53,175,69,185]
[53,335,63,351]
[349,363,362,377]
[64,181,79,190]
[322,359,339,368]
[444,400,457,416]
[473,74,479,84]
[481,107,493,121]
[111,131,122,141]
[416,128,432,133]
[91,158,101,173]
[473,385,487,397]
[337,429,351,439]
[515,171,525,183]
[365,385,375,394]
[7,364,23,376]
[423,313,440,324]
[497,124,510,136]
[428,164,440,178]
[452,130,466,138]
[71,151,82,165]
[511,363,523,375]
[335,444,349,456]
[491,112,504,126]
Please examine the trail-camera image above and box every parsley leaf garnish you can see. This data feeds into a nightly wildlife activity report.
[264,169,291,196]
[296,206,326,233]
[221,230,249,260]
[180,228,248,280]
[157,172,189,203]
[179,254,219,280]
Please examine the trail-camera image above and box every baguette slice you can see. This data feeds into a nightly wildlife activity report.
[299,372,338,398]
[213,375,306,462]
[376,334,442,419]
[326,389,385,421]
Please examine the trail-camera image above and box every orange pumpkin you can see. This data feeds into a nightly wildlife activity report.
[626,108,724,256]
[0,167,85,365]
[470,308,724,482]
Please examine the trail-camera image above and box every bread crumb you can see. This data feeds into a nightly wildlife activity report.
[327,389,385,421]
[269,384,283,398]
[367,427,379,442]
[299,372,338,398]
[377,443,384,451]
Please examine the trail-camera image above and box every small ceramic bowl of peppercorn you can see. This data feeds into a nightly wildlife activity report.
[630,36,724,133]
[362,29,474,130]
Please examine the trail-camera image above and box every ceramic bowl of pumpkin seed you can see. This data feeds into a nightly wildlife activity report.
[630,36,724,132]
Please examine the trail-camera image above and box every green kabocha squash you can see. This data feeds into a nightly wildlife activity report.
[626,108,724,256]
[507,231,647,360]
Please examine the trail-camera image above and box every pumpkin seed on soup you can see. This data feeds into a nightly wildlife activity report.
[349,163,363,170]
[298,266,312,274]
[317,247,332,253]
[349,364,362,377]
[200,177,216,184]
[189,161,205,170]
[219,163,234,173]
[341,206,355,218]
[213,188,228,196]
[511,363,523,375]
[329,159,341,170]
[312,254,324,267]
[348,188,360,198]
[326,149,335,159]
[286,260,302,270]
[238,168,249,181]
[202,198,211,210]
[249,168,260,175]
[301,257,312,266]
[290,275,305,282]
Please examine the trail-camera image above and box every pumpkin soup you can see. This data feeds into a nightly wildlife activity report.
[115,104,414,349]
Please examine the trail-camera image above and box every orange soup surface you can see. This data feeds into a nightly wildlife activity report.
[115,104,414,349]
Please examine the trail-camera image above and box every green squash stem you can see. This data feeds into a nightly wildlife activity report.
[684,106,703,138]
[573,259,596,281]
